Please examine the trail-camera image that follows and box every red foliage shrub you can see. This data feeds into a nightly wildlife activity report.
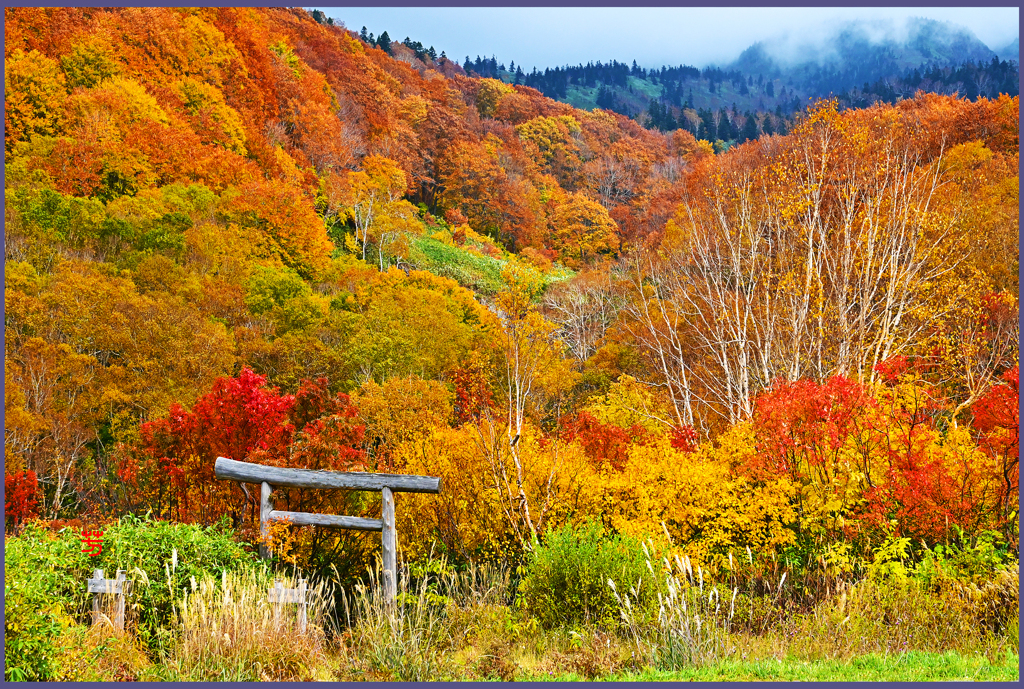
[971,365,1019,531]
[5,470,39,530]
[450,360,494,425]
[669,425,699,452]
[751,375,871,483]
[561,411,650,471]
[122,368,365,524]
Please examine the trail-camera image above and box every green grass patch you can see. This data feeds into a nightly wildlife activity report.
[626,76,664,100]
[408,234,572,296]
[527,651,1019,682]
[564,85,600,111]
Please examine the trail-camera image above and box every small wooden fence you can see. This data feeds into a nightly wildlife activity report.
[87,569,127,630]
[214,457,441,605]
[269,579,308,632]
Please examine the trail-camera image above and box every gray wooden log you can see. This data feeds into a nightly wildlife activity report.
[381,486,396,607]
[268,583,306,603]
[259,481,273,560]
[269,510,383,531]
[215,457,441,494]
[266,579,307,632]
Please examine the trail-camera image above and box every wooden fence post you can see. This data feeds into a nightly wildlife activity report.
[91,568,103,625]
[298,579,307,633]
[114,570,126,630]
[260,481,273,560]
[381,486,396,608]
[88,569,126,630]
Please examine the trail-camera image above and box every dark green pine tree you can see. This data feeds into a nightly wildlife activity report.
[360,26,369,42]
[716,108,733,140]
[377,31,392,54]
[741,111,759,142]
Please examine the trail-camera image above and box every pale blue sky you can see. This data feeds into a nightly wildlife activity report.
[313,7,1019,70]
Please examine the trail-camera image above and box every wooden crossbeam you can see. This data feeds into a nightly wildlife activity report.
[269,510,383,531]
[215,457,441,493]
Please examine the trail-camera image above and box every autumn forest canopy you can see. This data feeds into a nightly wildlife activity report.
[4,6,1020,585]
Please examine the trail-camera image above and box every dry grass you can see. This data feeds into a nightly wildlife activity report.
[54,622,152,681]
[767,564,1020,663]
[63,543,1016,681]
[153,569,336,681]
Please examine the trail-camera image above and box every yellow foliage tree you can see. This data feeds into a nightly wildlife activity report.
[475,77,514,118]
[597,431,798,571]
[396,421,598,561]
[548,191,618,266]
[4,49,67,152]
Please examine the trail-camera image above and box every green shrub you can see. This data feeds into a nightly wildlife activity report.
[3,514,264,662]
[4,554,75,680]
[518,521,658,630]
[913,529,1016,589]
[5,520,90,680]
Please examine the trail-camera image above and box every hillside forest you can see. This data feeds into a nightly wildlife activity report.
[3,6,1020,681]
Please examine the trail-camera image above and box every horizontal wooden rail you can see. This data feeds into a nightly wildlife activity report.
[214,457,441,494]
[268,510,383,531]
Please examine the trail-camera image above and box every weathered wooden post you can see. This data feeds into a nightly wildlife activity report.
[87,569,126,630]
[259,481,273,560]
[381,486,396,606]
[215,457,441,609]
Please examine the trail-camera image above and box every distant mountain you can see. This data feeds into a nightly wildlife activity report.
[995,37,1019,63]
[729,17,997,95]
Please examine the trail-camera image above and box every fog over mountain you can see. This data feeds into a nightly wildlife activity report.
[996,37,1020,63]
[730,17,999,74]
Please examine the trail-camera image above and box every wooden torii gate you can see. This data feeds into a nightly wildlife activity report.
[214,457,441,605]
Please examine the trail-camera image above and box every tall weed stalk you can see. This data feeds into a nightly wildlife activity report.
[610,541,764,669]
[340,560,454,681]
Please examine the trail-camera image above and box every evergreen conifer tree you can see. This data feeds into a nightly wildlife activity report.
[741,111,759,141]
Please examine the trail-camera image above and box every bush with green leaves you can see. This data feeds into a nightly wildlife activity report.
[4,514,265,666]
[913,529,1016,589]
[4,542,77,681]
[517,521,660,630]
